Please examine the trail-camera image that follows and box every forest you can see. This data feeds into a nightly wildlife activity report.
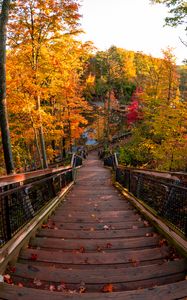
[0,0,187,175]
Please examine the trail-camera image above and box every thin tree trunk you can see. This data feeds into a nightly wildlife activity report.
[36,95,48,168]
[30,114,43,168]
[0,0,14,174]
[62,137,66,158]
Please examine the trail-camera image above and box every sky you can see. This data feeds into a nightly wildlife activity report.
[79,0,187,64]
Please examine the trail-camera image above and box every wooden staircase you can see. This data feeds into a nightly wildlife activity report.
[0,152,187,299]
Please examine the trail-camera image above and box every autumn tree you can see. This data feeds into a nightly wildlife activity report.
[7,0,81,168]
[6,32,91,170]
[0,0,14,174]
[120,48,187,170]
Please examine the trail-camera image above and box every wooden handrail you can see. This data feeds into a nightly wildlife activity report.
[0,165,71,188]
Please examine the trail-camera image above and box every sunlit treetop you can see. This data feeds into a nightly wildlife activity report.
[7,0,82,48]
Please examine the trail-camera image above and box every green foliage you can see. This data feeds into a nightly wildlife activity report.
[151,0,187,29]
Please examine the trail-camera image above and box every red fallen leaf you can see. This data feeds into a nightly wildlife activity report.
[18,282,24,287]
[30,253,38,261]
[159,239,168,247]
[102,283,114,293]
[106,243,112,249]
[57,281,67,291]
[3,274,13,284]
[79,247,85,253]
[10,266,16,273]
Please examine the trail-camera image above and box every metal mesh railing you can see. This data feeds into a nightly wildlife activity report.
[0,154,83,247]
[115,167,187,237]
[103,154,118,170]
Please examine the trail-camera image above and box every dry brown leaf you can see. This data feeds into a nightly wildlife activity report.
[129,258,140,267]
[78,281,86,293]
[17,283,24,287]
[143,220,149,227]
[33,278,42,286]
[96,246,103,252]
[49,284,56,291]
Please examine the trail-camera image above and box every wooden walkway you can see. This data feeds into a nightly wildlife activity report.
[0,152,187,299]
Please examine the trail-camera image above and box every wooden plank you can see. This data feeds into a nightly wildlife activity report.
[52,214,139,223]
[52,221,145,230]
[19,247,167,265]
[30,236,160,250]
[36,227,154,239]
[1,280,187,300]
[12,259,187,284]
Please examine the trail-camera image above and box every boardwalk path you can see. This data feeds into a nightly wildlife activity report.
[0,152,187,299]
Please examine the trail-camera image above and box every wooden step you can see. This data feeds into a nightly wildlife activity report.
[30,236,160,250]
[12,259,187,287]
[1,280,187,300]
[36,227,155,239]
[51,221,145,230]
[19,247,168,265]
[2,152,186,299]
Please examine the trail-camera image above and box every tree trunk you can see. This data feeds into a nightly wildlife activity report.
[0,0,14,174]
[30,114,43,168]
[62,137,66,158]
[36,95,48,168]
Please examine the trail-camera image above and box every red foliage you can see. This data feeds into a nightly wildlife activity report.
[126,87,143,125]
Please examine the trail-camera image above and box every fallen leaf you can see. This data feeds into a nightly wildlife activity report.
[33,278,42,286]
[78,281,86,293]
[30,253,38,261]
[57,282,67,291]
[103,225,109,230]
[143,220,149,227]
[90,227,95,232]
[129,258,140,267]
[79,247,85,253]
[18,283,24,287]
[106,243,112,249]
[49,284,56,291]
[3,274,13,284]
[42,224,48,228]
[96,246,103,252]
[159,239,168,247]
[102,283,114,292]
[10,267,16,273]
